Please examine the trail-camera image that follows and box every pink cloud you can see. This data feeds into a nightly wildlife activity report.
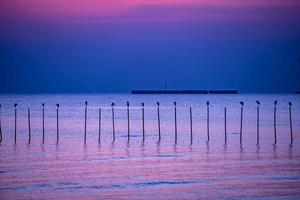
[1,0,300,24]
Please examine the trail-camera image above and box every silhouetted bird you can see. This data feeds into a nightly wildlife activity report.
[85,101,88,106]
[0,104,1,108]
[127,101,129,107]
[289,102,292,106]
[274,100,277,105]
[174,101,176,106]
[256,101,260,105]
[14,103,18,107]
[240,101,244,106]
[42,103,45,107]
[157,102,160,106]
[141,102,144,107]
[56,104,59,108]
[111,102,115,107]
[206,101,209,106]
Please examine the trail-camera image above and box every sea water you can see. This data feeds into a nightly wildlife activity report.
[0,94,299,199]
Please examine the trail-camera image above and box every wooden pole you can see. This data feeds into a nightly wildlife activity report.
[28,108,31,144]
[56,104,59,144]
[141,103,145,142]
[127,101,130,142]
[98,108,101,143]
[14,103,17,144]
[190,106,193,144]
[289,102,293,145]
[157,102,161,142]
[256,101,260,145]
[111,103,115,142]
[240,102,244,144]
[174,102,177,143]
[273,100,277,145]
[84,101,87,143]
[42,103,45,144]
[224,107,227,144]
[0,104,2,144]
[206,101,209,142]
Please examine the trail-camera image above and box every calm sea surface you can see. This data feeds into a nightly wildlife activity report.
[0,94,300,199]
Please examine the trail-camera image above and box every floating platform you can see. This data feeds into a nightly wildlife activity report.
[131,89,238,94]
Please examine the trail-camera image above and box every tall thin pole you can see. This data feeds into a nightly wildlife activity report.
[84,101,87,144]
[14,103,17,144]
[141,103,145,142]
[174,102,177,143]
[42,103,45,144]
[0,104,2,144]
[224,107,227,144]
[157,102,161,142]
[127,101,130,142]
[289,102,293,145]
[111,103,115,142]
[56,104,59,144]
[206,101,209,142]
[240,101,244,144]
[28,108,31,144]
[98,108,101,143]
[273,100,277,145]
[189,106,193,144]
[256,101,260,145]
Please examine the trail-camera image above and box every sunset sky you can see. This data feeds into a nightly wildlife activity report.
[1,0,300,93]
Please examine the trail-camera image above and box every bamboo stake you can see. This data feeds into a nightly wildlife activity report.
[141,103,145,142]
[289,102,293,145]
[84,101,87,143]
[14,103,17,144]
[111,103,115,142]
[28,108,31,144]
[189,106,193,144]
[206,101,209,142]
[174,102,177,143]
[157,102,161,142]
[256,101,260,145]
[240,101,244,143]
[56,104,59,144]
[42,103,45,144]
[273,100,277,145]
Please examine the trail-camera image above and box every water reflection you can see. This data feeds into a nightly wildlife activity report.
[156,142,161,156]
[288,144,293,159]
[110,142,115,157]
[173,143,178,154]
[239,143,244,160]
[126,141,130,158]
[223,143,228,160]
[188,143,193,154]
[272,144,278,159]
[140,142,146,158]
[206,141,210,155]
[256,144,261,160]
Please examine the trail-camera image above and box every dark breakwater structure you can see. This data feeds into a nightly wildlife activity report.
[0,100,295,146]
[131,89,238,94]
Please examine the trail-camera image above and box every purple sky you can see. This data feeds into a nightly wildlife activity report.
[1,0,300,93]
